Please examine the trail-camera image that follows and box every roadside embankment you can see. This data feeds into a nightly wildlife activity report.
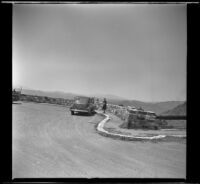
[96,112,186,142]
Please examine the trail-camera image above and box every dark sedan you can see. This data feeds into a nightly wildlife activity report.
[70,96,96,115]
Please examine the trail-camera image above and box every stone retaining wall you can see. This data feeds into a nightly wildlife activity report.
[100,104,170,130]
[98,103,129,122]
[20,94,74,106]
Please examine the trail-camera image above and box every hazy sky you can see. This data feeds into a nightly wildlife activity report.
[13,4,186,102]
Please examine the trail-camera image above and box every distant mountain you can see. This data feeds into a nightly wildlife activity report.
[104,99,184,115]
[92,94,128,101]
[21,89,80,100]
[21,88,184,115]
[21,89,127,101]
[161,102,186,116]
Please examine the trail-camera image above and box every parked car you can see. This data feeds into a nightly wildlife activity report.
[70,96,96,115]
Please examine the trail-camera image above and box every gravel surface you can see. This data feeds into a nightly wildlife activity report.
[13,102,186,178]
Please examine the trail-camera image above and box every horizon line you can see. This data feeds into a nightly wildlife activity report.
[13,85,186,103]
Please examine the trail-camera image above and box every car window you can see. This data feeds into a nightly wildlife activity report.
[75,97,89,104]
[89,98,94,103]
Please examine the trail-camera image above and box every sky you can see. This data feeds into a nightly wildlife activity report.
[13,4,186,102]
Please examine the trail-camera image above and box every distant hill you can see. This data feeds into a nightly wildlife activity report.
[161,102,186,116]
[92,94,128,101]
[21,88,184,115]
[105,99,184,115]
[21,89,81,100]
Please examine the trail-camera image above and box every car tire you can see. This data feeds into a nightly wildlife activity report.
[88,109,92,116]
[71,111,74,115]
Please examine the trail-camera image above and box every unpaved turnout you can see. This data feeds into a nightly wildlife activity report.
[13,102,186,178]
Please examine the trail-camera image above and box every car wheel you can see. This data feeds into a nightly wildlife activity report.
[71,111,74,115]
[88,109,92,116]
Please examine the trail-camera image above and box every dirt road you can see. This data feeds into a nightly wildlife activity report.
[13,102,186,178]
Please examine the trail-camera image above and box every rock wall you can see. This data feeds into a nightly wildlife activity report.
[106,104,130,121]
[20,94,74,106]
[104,104,170,130]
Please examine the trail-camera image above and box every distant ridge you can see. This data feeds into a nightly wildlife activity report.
[21,89,81,100]
[161,102,186,116]
[21,88,184,115]
[92,94,129,100]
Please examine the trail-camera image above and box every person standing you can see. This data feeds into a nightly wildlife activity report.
[96,98,100,110]
[102,98,107,113]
